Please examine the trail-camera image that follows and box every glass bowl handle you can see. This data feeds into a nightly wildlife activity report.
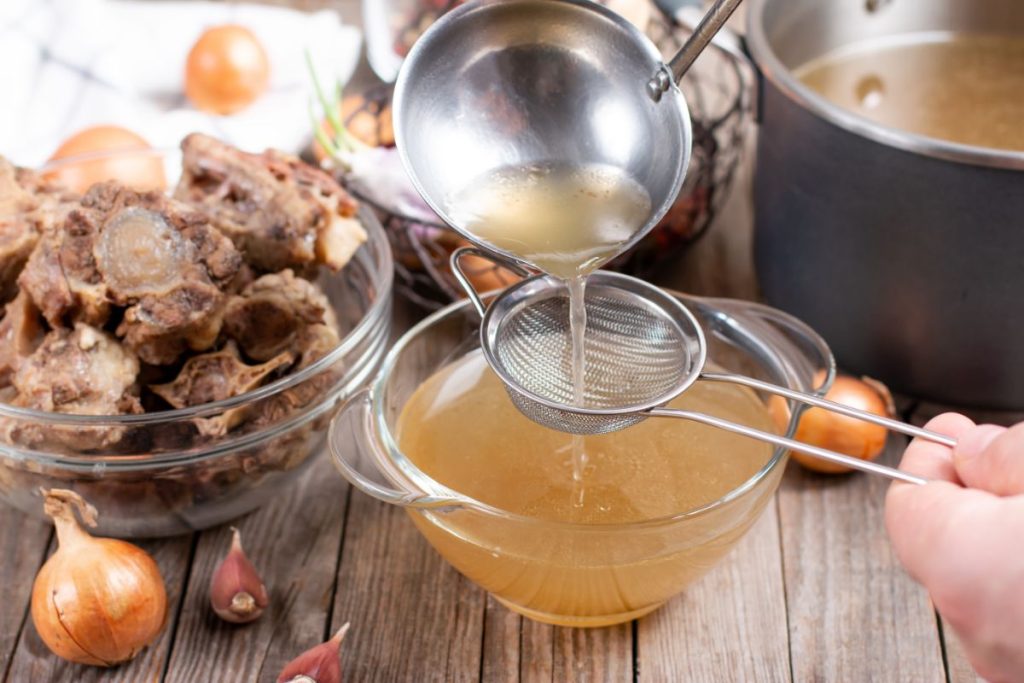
[330,390,469,510]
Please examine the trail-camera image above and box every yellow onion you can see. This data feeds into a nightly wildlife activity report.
[771,374,895,474]
[31,489,168,666]
[47,125,166,194]
[185,25,270,115]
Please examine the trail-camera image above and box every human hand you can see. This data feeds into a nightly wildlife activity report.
[886,413,1024,683]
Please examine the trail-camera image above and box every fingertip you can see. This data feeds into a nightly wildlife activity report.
[922,412,977,437]
[896,412,975,482]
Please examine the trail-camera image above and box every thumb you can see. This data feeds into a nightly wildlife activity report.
[953,423,1024,496]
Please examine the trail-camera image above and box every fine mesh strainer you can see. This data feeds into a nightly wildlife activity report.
[453,249,954,485]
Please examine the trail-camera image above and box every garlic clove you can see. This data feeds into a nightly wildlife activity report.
[209,527,269,624]
[277,623,350,683]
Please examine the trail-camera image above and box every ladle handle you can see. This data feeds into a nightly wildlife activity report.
[702,373,958,448]
[647,0,746,100]
[646,406,928,485]
[451,247,532,318]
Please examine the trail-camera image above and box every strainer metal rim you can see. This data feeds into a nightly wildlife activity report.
[479,270,709,418]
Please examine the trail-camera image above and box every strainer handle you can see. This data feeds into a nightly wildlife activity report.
[701,373,958,448]
[646,406,928,485]
[450,247,532,318]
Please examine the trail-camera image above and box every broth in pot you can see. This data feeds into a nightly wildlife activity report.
[796,35,1024,152]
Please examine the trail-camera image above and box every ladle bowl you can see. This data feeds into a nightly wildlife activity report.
[393,0,693,264]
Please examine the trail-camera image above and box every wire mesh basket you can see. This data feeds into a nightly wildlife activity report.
[339,3,753,310]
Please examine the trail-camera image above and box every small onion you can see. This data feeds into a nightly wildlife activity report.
[47,126,166,194]
[312,92,395,163]
[31,489,167,666]
[185,25,270,115]
[772,374,895,474]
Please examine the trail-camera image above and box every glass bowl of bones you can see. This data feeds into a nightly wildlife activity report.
[0,134,392,537]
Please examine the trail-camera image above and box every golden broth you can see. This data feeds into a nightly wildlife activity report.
[796,35,1024,152]
[448,163,652,280]
[395,351,780,626]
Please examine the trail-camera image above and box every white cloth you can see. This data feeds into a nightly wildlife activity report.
[0,0,362,166]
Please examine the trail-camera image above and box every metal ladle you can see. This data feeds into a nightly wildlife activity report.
[393,0,746,262]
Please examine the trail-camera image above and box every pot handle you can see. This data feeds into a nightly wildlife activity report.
[329,389,469,511]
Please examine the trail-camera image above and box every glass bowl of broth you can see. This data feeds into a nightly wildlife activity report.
[329,291,832,627]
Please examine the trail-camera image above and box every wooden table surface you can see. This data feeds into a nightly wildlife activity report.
[0,392,989,682]
[0,1,1004,681]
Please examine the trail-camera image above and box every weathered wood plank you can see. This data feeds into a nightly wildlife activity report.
[4,534,192,683]
[481,595,521,683]
[519,617,554,682]
[331,494,485,682]
[500,616,635,683]
[163,455,348,683]
[0,510,51,678]
[778,442,946,682]
[637,504,790,682]
[553,623,632,683]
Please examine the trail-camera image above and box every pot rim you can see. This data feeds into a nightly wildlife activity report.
[745,0,1024,171]
[365,292,834,532]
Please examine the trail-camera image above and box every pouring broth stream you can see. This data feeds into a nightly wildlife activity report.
[451,162,653,496]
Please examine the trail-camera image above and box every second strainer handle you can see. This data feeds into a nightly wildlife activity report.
[651,405,933,485]
[702,373,958,448]
[648,371,959,485]
[646,406,928,485]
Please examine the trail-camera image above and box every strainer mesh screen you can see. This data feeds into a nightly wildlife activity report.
[493,292,691,430]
